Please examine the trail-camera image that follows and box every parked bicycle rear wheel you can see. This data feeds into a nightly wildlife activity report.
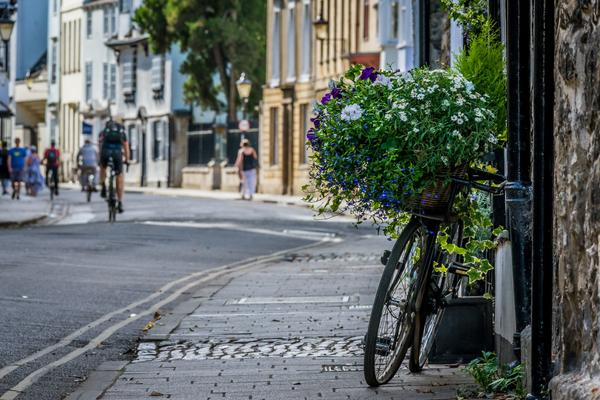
[409,221,463,372]
[364,218,426,386]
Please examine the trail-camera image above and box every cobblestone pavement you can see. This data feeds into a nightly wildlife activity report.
[96,236,474,399]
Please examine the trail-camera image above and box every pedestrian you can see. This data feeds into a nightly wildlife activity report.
[7,138,27,200]
[0,140,9,195]
[43,140,61,196]
[234,138,258,200]
[26,146,45,197]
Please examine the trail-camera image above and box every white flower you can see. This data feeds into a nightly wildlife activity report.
[442,99,450,108]
[451,130,461,137]
[417,93,425,100]
[456,96,465,106]
[374,75,393,89]
[413,127,419,133]
[456,118,464,125]
[441,156,449,165]
[385,113,393,120]
[451,115,458,122]
[475,108,483,118]
[489,135,498,144]
[465,80,475,92]
[399,112,408,122]
[340,104,363,121]
[393,100,407,109]
[475,117,482,123]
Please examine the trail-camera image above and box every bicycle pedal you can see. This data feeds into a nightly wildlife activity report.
[381,250,391,266]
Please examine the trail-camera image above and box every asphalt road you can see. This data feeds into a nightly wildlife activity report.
[0,189,362,400]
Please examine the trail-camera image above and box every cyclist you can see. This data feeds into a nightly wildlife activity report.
[42,140,61,196]
[99,118,129,213]
[77,138,98,191]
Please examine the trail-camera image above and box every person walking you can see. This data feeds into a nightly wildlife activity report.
[77,139,98,191]
[0,140,9,195]
[235,139,258,200]
[26,146,45,197]
[7,138,27,200]
[43,140,61,196]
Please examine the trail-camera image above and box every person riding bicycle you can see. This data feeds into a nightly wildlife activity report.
[42,140,61,196]
[99,118,129,213]
[77,138,98,191]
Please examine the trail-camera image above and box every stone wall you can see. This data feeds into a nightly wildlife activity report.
[551,0,600,398]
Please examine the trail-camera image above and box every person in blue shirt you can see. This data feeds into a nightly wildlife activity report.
[8,138,27,200]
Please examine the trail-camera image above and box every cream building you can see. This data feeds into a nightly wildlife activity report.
[261,0,381,195]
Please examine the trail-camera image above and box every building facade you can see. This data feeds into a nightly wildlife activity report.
[261,0,381,195]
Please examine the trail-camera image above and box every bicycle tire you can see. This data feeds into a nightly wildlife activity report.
[363,218,425,386]
[87,188,92,203]
[409,222,463,372]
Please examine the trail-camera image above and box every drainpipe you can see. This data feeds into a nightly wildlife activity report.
[528,0,554,397]
[504,0,532,356]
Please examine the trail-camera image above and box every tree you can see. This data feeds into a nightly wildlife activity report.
[134,0,266,122]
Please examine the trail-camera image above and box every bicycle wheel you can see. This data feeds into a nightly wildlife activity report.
[86,187,92,203]
[364,218,426,386]
[410,221,463,372]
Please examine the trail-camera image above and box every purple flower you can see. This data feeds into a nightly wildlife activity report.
[331,87,342,99]
[306,128,316,142]
[321,93,332,104]
[359,67,378,82]
[310,117,321,128]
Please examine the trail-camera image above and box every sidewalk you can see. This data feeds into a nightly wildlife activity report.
[62,182,307,208]
[0,192,49,227]
[73,235,474,400]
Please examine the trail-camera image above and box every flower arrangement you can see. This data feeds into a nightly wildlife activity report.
[305,65,500,227]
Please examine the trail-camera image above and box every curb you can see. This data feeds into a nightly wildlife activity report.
[64,361,128,400]
[0,214,48,229]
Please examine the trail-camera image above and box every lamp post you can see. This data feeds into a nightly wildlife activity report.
[236,72,252,121]
[312,0,347,56]
[0,1,15,142]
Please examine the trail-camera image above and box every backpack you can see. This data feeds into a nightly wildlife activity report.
[47,149,58,166]
[103,123,123,145]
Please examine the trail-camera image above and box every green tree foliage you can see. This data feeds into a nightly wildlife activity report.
[134,0,266,121]
[454,20,507,139]
[440,0,488,36]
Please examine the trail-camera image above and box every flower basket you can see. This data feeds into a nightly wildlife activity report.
[305,65,500,224]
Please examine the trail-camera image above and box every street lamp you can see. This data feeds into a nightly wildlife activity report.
[236,72,252,120]
[0,2,15,75]
[313,14,328,40]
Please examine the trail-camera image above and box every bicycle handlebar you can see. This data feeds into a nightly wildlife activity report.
[451,167,507,195]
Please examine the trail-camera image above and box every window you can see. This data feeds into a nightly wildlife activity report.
[110,64,116,100]
[300,0,311,80]
[111,6,117,34]
[51,42,57,83]
[120,0,132,13]
[128,125,138,162]
[103,63,108,99]
[152,120,166,160]
[53,0,58,14]
[391,1,399,39]
[286,1,296,81]
[85,62,92,102]
[86,12,92,38]
[103,7,109,35]
[151,55,165,97]
[271,0,282,86]
[364,0,370,40]
[270,107,279,165]
[299,103,310,164]
[122,50,136,102]
[0,42,6,71]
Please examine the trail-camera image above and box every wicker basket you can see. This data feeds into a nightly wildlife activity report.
[406,167,467,213]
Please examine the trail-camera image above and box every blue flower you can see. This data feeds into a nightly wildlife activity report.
[310,117,321,128]
[331,87,342,99]
[306,128,316,142]
[321,93,332,104]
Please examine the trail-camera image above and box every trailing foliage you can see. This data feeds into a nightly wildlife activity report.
[134,0,266,121]
[465,352,526,399]
[454,20,507,140]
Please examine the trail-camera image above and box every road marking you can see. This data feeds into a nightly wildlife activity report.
[0,239,335,399]
[231,295,350,305]
[141,221,341,241]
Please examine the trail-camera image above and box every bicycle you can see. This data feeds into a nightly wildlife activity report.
[106,156,118,223]
[80,166,96,203]
[363,167,505,386]
[47,168,58,201]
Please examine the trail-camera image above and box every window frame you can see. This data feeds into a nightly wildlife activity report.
[85,61,93,103]
[270,107,279,166]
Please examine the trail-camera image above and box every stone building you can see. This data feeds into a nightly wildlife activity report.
[550,0,600,398]
[260,0,381,195]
